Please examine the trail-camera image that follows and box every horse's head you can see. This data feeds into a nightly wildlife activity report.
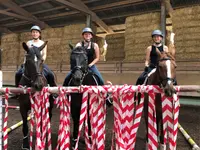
[22,41,48,90]
[155,49,177,97]
[69,44,88,86]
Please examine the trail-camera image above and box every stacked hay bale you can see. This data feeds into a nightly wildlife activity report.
[105,33,125,61]
[1,33,20,66]
[172,6,200,60]
[19,32,31,65]
[96,36,106,61]
[124,13,160,61]
[60,24,86,65]
[42,28,64,66]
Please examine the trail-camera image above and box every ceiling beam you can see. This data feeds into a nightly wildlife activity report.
[2,0,159,29]
[164,0,173,17]
[0,6,66,22]
[91,0,143,11]
[0,0,49,28]
[55,0,90,14]
[0,0,157,23]
[3,0,50,12]
[83,0,101,3]
[0,10,47,27]
[0,27,12,33]
[67,0,114,33]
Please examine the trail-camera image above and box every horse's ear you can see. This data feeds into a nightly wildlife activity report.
[22,42,29,52]
[69,43,74,50]
[39,41,48,51]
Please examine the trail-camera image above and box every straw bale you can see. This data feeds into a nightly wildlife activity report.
[42,28,64,39]
[124,12,160,61]
[173,6,200,17]
[105,33,125,61]
[1,33,19,43]
[176,52,200,60]
[1,42,20,65]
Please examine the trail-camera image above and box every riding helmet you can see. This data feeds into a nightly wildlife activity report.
[30,25,41,33]
[82,27,93,35]
[152,29,163,37]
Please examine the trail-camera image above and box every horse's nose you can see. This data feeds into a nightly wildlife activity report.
[34,83,43,91]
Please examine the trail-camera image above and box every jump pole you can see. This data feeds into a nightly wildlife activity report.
[6,114,32,134]
[178,123,200,150]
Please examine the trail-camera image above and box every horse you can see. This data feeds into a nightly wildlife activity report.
[18,41,55,150]
[143,49,177,149]
[63,45,107,148]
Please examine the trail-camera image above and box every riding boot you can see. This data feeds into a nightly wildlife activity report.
[159,144,166,150]
[71,138,77,150]
[22,136,29,150]
[106,94,113,107]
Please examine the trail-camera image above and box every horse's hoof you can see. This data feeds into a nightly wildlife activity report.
[71,138,77,149]
[159,144,166,150]
[106,95,113,108]
[22,137,29,150]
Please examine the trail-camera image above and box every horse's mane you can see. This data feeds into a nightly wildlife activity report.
[160,51,175,61]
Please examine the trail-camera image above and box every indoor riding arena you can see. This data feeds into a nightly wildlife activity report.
[0,0,200,150]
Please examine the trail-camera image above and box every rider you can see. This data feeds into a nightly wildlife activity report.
[136,29,169,85]
[15,25,56,87]
[64,27,104,85]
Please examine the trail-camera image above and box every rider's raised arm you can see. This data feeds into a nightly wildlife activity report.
[89,43,100,67]
[164,45,169,53]
[75,42,81,47]
[145,46,152,67]
[41,44,47,62]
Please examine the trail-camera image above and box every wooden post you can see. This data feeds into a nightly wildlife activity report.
[86,14,91,27]
[0,45,2,150]
[161,0,166,45]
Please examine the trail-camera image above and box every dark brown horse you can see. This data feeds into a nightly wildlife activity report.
[144,49,177,149]
[18,41,54,150]
[63,45,101,149]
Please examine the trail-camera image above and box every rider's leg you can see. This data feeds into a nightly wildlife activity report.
[15,65,24,87]
[63,71,72,86]
[136,71,147,85]
[42,64,56,86]
[89,65,104,85]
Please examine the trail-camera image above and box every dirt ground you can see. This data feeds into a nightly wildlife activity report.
[4,97,200,150]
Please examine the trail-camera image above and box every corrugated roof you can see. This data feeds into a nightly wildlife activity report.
[0,0,199,35]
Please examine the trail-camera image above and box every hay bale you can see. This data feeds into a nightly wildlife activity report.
[1,33,20,65]
[105,33,125,61]
[41,28,64,65]
[172,5,200,60]
[61,24,86,65]
[124,12,160,61]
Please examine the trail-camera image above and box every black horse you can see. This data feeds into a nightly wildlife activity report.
[18,42,54,150]
[63,45,103,148]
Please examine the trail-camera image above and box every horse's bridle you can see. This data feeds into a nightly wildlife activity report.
[22,55,44,85]
[71,66,88,85]
[22,72,43,86]
[157,57,176,86]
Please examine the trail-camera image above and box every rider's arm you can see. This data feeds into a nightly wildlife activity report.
[75,42,81,47]
[41,45,47,62]
[164,45,169,53]
[145,46,151,67]
[88,43,100,67]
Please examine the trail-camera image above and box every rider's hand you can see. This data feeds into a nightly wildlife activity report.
[88,64,92,68]
[144,66,149,72]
